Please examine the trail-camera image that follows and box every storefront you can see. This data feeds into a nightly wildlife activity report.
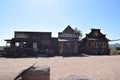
[58,25,79,56]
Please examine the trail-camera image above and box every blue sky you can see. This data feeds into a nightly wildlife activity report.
[0,0,120,45]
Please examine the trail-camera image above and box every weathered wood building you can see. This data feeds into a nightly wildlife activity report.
[5,31,58,57]
[78,29,110,55]
[58,26,79,56]
[4,26,110,57]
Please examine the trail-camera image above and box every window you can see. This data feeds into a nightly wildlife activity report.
[103,42,107,48]
[16,42,19,47]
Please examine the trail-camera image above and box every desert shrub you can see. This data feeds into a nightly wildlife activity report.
[110,47,119,55]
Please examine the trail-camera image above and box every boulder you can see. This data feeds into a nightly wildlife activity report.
[22,66,50,80]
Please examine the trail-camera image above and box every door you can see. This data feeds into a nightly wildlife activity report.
[33,42,37,49]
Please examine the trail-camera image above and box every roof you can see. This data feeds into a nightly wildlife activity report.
[15,31,51,34]
[83,28,110,41]
[63,25,75,33]
[5,38,30,42]
[83,37,110,41]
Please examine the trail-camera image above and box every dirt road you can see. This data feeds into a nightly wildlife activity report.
[0,56,120,80]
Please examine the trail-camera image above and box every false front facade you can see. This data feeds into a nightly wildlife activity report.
[4,31,58,57]
[79,29,110,55]
[58,26,79,56]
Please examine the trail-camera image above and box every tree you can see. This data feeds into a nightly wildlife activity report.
[74,27,82,38]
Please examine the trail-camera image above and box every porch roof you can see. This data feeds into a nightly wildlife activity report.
[83,37,110,41]
[58,39,81,42]
[5,38,30,42]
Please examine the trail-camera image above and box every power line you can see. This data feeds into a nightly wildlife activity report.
[109,39,120,41]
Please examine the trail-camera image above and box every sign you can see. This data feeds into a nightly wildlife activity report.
[59,33,79,38]
[16,33,28,38]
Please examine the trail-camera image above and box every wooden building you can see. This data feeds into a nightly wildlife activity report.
[78,29,110,55]
[58,25,79,56]
[4,26,110,57]
[5,31,58,57]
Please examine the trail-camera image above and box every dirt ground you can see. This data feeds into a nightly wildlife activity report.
[0,55,120,80]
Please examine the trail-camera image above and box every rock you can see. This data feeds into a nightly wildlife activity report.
[22,66,50,80]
